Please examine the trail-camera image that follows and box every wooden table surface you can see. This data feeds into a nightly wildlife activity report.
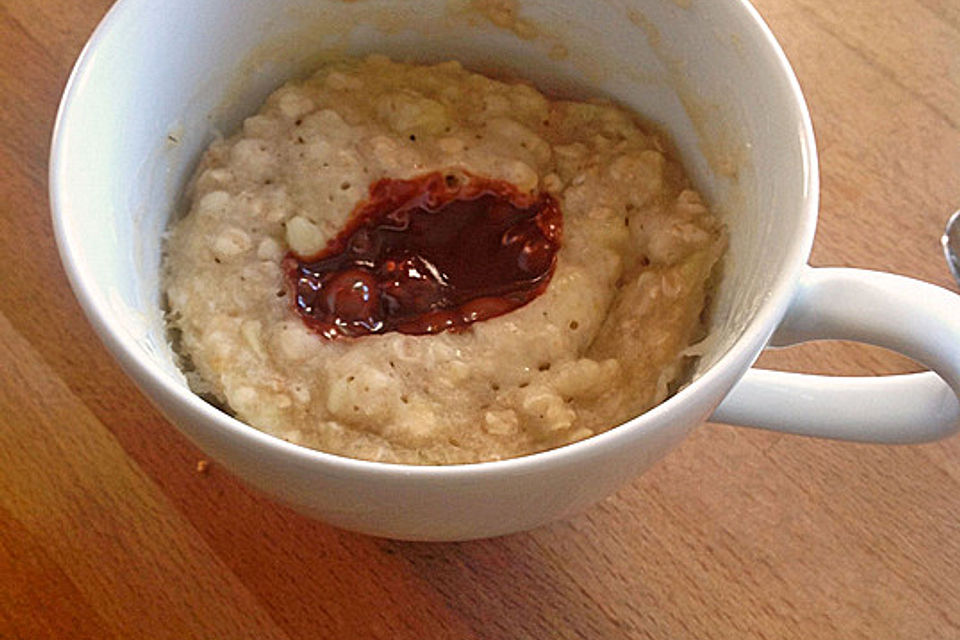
[2,0,960,638]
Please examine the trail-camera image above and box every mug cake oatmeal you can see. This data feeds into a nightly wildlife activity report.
[164,55,726,464]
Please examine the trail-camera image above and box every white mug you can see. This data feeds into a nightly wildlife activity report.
[51,0,960,540]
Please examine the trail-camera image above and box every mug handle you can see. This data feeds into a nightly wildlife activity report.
[711,267,960,443]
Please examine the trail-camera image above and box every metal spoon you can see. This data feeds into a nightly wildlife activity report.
[944,209,960,286]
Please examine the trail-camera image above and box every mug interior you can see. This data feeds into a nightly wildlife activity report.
[52,0,816,456]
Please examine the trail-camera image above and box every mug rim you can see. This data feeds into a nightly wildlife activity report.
[49,0,819,480]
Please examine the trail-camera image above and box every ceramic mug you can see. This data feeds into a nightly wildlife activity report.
[51,0,960,540]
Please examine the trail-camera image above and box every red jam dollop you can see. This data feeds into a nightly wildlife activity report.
[284,171,562,338]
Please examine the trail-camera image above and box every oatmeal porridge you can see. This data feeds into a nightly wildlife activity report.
[164,55,726,464]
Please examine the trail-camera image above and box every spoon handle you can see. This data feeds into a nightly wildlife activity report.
[942,209,960,286]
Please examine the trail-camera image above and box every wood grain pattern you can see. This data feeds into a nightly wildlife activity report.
[1,0,958,638]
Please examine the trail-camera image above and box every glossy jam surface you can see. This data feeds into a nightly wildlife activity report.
[285,172,562,338]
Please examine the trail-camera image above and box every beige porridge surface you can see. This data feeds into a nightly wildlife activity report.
[164,55,725,464]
